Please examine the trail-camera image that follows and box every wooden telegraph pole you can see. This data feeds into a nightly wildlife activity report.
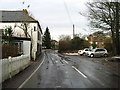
[73,24,75,38]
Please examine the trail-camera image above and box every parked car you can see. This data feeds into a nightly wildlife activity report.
[87,48,108,57]
[78,48,91,56]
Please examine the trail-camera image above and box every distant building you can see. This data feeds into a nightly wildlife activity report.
[0,9,42,60]
[51,40,59,50]
[87,34,111,48]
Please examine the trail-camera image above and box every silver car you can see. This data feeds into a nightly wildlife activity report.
[78,48,91,56]
[87,48,108,57]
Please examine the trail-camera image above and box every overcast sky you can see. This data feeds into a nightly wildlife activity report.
[0,0,92,40]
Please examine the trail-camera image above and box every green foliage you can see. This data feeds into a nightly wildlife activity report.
[58,35,71,53]
[42,27,51,49]
[82,40,90,48]
[104,43,112,53]
[70,37,81,50]
[3,26,13,37]
[58,40,71,53]
[92,42,97,49]
[58,36,90,53]
[70,37,89,50]
[2,26,13,43]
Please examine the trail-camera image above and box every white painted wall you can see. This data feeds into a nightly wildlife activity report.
[23,41,31,56]
[38,26,42,45]
[0,22,42,60]
[0,55,30,84]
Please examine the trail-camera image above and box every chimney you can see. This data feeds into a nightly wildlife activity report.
[23,9,28,14]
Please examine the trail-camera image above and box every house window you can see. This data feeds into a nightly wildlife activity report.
[17,42,23,55]
[38,31,40,40]
[34,26,36,31]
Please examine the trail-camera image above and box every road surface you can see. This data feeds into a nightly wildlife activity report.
[16,50,120,88]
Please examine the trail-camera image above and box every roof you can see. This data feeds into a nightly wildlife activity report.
[0,10,42,34]
[2,36,31,41]
[0,10,36,22]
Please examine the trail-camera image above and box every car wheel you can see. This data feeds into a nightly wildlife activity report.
[80,54,82,56]
[83,53,86,56]
[104,54,108,57]
[90,54,94,57]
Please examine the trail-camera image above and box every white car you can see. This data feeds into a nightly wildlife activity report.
[87,48,108,57]
[78,48,91,56]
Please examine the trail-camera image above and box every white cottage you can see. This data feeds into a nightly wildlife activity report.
[0,9,42,60]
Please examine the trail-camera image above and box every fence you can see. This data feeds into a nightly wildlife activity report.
[2,44,19,59]
[0,55,30,84]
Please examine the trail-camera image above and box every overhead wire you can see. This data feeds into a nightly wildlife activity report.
[63,0,74,25]
[63,0,76,38]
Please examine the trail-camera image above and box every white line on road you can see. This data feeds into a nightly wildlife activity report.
[18,55,45,89]
[72,66,87,79]
[64,60,68,64]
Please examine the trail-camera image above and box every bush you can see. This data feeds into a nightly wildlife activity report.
[58,36,90,53]
[58,40,71,53]
[104,43,112,53]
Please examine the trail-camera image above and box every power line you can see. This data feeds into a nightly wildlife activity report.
[63,0,75,38]
[63,0,73,25]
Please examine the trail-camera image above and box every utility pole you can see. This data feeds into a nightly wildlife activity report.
[73,24,75,38]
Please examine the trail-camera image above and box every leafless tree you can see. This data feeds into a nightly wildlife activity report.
[85,1,120,55]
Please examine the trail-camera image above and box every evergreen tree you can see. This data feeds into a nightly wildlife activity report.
[43,27,51,49]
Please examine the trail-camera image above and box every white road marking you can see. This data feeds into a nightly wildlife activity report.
[64,60,68,64]
[65,71,68,74]
[18,55,45,89]
[72,66,87,78]
[56,86,61,88]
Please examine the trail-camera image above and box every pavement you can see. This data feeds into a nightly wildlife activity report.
[2,52,44,89]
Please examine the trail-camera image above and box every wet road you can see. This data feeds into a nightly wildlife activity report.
[19,51,120,88]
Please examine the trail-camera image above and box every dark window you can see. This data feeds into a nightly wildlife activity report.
[99,49,105,51]
[95,49,105,52]
[95,49,99,52]
[38,31,40,40]
[85,49,89,51]
[34,26,36,31]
